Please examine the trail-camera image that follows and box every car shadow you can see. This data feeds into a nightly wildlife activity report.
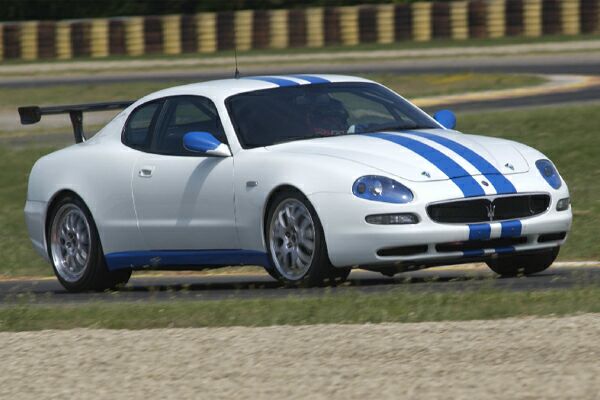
[113,270,560,294]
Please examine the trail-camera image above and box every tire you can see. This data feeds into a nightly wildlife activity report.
[47,194,131,292]
[486,247,560,277]
[265,190,351,287]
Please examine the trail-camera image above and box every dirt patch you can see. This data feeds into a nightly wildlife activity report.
[1,314,599,399]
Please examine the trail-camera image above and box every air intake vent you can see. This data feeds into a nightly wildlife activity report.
[436,237,527,253]
[377,245,428,257]
[538,232,567,243]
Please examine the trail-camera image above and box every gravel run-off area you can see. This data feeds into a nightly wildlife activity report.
[1,314,599,399]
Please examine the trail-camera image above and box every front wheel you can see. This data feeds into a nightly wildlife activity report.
[486,247,560,277]
[266,191,350,287]
[48,195,131,292]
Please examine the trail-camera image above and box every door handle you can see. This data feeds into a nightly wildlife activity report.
[138,166,154,178]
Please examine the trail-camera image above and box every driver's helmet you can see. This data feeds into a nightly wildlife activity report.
[306,95,349,136]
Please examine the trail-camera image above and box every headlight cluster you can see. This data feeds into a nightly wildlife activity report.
[352,176,413,204]
[536,159,562,189]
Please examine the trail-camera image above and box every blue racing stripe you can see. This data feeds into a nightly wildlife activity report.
[288,74,330,84]
[468,223,491,240]
[463,249,486,258]
[368,133,485,197]
[500,220,522,237]
[495,246,516,255]
[402,131,517,194]
[244,76,300,87]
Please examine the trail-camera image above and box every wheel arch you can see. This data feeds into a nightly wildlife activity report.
[44,189,95,257]
[262,184,308,243]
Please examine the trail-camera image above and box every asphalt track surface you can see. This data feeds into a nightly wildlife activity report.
[2,265,599,304]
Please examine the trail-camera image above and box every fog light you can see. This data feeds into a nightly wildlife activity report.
[366,213,419,225]
[556,197,570,211]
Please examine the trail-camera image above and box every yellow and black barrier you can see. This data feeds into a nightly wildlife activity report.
[0,0,598,61]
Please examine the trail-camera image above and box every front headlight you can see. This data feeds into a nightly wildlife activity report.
[536,159,562,189]
[352,176,414,203]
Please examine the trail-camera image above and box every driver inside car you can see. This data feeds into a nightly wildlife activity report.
[305,95,350,137]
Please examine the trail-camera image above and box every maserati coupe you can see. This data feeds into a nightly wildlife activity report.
[19,74,572,291]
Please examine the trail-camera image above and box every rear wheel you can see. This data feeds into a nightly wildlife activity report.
[48,195,131,292]
[266,191,350,287]
[486,247,559,277]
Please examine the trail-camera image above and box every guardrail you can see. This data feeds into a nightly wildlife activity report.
[0,0,597,61]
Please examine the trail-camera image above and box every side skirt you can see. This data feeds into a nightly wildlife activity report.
[104,249,271,271]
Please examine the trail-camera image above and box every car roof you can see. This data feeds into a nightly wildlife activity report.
[136,74,374,104]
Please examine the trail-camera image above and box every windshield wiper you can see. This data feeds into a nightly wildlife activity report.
[271,134,331,145]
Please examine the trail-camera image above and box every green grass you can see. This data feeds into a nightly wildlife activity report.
[373,73,543,98]
[0,73,543,114]
[458,105,600,260]
[0,103,598,277]
[0,81,182,112]
[0,146,58,276]
[2,286,600,331]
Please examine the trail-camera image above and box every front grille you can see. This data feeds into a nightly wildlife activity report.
[436,237,527,253]
[427,194,550,223]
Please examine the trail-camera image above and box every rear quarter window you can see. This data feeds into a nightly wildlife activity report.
[122,102,161,151]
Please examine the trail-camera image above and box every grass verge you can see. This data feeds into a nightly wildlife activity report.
[2,286,600,331]
[0,73,544,113]
[0,146,57,276]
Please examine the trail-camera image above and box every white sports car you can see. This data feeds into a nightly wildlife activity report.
[20,74,572,291]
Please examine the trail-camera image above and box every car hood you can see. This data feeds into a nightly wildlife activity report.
[265,129,530,182]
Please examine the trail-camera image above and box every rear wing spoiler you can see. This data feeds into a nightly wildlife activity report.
[18,101,134,143]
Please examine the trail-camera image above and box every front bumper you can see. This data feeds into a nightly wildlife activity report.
[309,191,572,268]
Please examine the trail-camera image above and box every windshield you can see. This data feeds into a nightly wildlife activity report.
[226,82,438,148]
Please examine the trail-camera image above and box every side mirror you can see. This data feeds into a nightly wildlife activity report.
[183,131,231,157]
[433,110,457,130]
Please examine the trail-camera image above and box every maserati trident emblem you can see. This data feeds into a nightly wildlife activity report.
[505,163,515,171]
[421,171,431,178]
[486,203,496,221]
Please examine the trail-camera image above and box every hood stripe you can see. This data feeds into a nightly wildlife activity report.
[244,76,300,87]
[368,132,485,197]
[288,75,330,84]
[402,131,517,194]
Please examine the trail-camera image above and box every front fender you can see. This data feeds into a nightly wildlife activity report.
[232,148,392,251]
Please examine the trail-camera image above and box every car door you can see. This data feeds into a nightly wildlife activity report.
[130,95,239,252]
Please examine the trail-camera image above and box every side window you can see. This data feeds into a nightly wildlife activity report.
[154,96,226,156]
[123,102,161,151]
